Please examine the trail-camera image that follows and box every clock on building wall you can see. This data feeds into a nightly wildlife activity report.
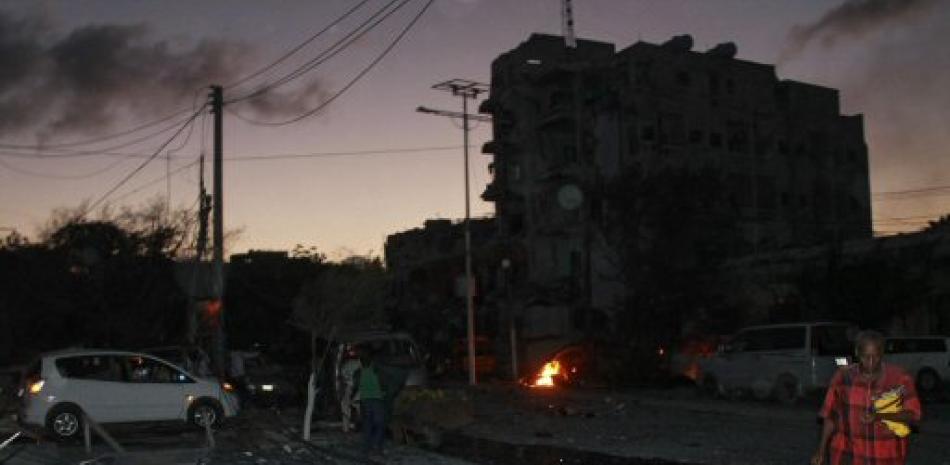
[557,184,584,210]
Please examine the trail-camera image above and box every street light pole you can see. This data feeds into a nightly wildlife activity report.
[417,79,489,385]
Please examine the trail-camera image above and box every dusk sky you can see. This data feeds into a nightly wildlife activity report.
[1,0,948,258]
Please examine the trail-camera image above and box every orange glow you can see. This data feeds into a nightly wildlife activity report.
[222,382,235,392]
[28,380,45,395]
[531,360,562,388]
[206,300,222,317]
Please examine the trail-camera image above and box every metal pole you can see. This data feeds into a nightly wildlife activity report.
[503,259,518,381]
[462,93,477,386]
[211,85,227,378]
[417,79,489,386]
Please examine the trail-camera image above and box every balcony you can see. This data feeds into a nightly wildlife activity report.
[481,181,502,202]
[478,98,496,114]
[482,140,521,155]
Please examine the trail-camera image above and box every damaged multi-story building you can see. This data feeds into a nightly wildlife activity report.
[477,33,872,365]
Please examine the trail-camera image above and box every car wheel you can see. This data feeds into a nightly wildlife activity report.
[46,404,84,442]
[774,374,799,405]
[189,400,223,429]
[917,369,941,399]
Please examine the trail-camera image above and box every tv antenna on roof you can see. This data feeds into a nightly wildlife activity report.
[562,0,576,48]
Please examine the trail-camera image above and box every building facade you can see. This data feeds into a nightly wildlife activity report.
[478,34,872,361]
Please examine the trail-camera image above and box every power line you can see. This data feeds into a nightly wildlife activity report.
[0,144,474,163]
[227,0,406,105]
[110,159,201,204]
[0,111,202,160]
[0,153,131,180]
[229,0,435,126]
[229,145,465,161]
[83,106,206,216]
[0,108,194,150]
[224,0,374,90]
[872,183,950,197]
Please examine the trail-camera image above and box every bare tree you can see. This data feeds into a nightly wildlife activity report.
[290,258,388,440]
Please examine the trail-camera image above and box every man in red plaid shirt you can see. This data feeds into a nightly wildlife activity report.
[811,330,922,465]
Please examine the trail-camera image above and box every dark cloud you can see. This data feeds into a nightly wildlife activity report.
[241,79,331,119]
[0,9,328,140]
[781,0,939,61]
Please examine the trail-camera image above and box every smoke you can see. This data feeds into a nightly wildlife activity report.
[241,79,332,119]
[781,0,939,61]
[0,8,328,140]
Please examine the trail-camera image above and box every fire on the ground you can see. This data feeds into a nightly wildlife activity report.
[525,336,723,388]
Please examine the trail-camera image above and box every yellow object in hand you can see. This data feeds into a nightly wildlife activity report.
[874,387,910,437]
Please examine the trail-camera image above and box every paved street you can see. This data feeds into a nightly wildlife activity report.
[3,385,950,464]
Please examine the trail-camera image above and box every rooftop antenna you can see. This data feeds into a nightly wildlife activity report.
[562,0,576,48]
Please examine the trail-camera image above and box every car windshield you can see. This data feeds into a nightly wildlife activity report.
[350,338,420,366]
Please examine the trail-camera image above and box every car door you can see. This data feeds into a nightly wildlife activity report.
[122,355,187,421]
[54,355,129,423]
[755,327,808,390]
[712,330,755,390]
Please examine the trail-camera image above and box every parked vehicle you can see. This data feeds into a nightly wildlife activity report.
[17,349,240,441]
[698,322,855,404]
[884,336,950,398]
[328,331,428,408]
[231,350,304,408]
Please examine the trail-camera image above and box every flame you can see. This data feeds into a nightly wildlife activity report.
[531,360,562,388]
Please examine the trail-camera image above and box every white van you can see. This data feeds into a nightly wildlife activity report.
[884,336,950,398]
[699,322,854,403]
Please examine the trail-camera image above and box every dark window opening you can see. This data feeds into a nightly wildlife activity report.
[641,125,656,142]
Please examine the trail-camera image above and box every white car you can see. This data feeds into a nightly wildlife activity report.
[17,349,240,441]
[884,336,950,398]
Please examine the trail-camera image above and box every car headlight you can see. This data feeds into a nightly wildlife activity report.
[262,384,275,392]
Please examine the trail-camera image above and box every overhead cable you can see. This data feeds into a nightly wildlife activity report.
[227,0,406,105]
[0,154,131,180]
[224,0,374,90]
[229,0,435,126]
[83,106,206,216]
[0,107,194,151]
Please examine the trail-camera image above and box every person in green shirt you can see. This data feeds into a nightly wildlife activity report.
[357,350,386,457]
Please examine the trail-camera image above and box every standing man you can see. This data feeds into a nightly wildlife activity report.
[357,350,387,458]
[811,330,922,465]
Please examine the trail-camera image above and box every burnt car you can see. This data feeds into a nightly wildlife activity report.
[526,340,670,388]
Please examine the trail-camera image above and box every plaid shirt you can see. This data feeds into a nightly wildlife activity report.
[819,363,922,465]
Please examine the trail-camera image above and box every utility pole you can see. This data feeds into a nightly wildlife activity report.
[187,152,212,346]
[210,85,227,377]
[417,79,489,385]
